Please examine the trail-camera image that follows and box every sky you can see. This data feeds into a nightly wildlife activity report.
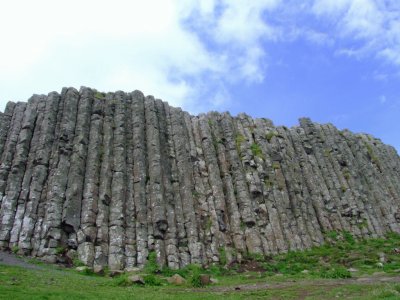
[0,0,399,152]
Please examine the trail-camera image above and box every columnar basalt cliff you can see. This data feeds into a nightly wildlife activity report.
[0,87,399,271]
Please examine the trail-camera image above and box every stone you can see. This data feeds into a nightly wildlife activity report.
[0,86,399,271]
[167,274,186,285]
[93,265,105,275]
[129,275,145,285]
[347,268,358,273]
[76,266,92,272]
[210,277,219,284]
[199,274,211,285]
[109,270,125,277]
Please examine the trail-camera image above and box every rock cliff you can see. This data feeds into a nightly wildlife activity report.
[0,87,399,270]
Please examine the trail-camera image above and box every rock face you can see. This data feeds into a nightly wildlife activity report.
[0,87,399,270]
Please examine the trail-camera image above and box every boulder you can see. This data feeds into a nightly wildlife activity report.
[167,274,186,285]
[129,275,145,285]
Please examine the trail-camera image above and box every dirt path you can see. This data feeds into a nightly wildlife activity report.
[187,274,400,294]
[0,251,43,270]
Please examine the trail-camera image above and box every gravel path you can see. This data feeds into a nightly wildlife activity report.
[0,251,43,270]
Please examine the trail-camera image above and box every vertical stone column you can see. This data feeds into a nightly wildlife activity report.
[94,93,114,268]
[18,92,60,253]
[108,92,127,271]
[0,98,37,248]
[41,88,79,261]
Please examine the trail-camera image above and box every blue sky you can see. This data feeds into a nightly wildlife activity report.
[0,0,399,151]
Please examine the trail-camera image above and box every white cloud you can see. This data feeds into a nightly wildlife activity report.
[312,0,400,66]
[0,0,281,112]
[1,0,399,113]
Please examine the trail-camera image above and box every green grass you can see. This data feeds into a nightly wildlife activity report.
[1,232,399,299]
[257,231,400,277]
[235,134,245,153]
[0,263,398,300]
[250,143,263,158]
[94,91,105,99]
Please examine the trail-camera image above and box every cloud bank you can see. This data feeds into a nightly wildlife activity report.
[0,0,399,113]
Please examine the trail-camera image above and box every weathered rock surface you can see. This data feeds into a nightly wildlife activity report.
[0,87,399,269]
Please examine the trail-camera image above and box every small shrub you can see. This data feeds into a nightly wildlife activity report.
[82,268,94,276]
[219,247,227,266]
[144,274,162,286]
[190,272,203,288]
[94,91,105,99]
[319,266,351,279]
[250,143,263,158]
[235,134,245,152]
[325,230,339,241]
[144,251,159,274]
[266,132,275,142]
[73,258,85,267]
[205,217,212,231]
[264,179,273,189]
[113,274,132,287]
[272,162,280,170]
[342,231,355,245]
[11,245,19,254]
[55,246,66,255]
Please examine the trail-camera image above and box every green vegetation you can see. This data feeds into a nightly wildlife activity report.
[72,258,85,267]
[250,143,263,158]
[365,143,382,170]
[55,246,66,255]
[235,134,245,153]
[272,162,280,170]
[266,131,275,142]
[264,178,273,189]
[144,250,159,274]
[11,245,19,254]
[94,91,105,99]
[1,232,399,299]
[189,271,203,288]
[219,247,227,266]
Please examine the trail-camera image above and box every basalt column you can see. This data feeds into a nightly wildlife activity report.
[0,87,399,269]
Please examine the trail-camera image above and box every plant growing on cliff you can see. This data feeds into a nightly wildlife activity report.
[266,131,276,142]
[235,134,245,153]
[272,162,280,170]
[219,247,227,266]
[145,251,159,274]
[250,143,263,158]
[94,91,105,99]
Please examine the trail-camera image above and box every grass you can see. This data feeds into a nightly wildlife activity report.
[266,132,275,142]
[258,231,400,277]
[1,232,399,299]
[94,91,105,99]
[0,263,399,300]
[235,134,245,153]
[250,143,263,158]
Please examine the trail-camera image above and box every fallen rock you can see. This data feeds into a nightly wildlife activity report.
[93,265,105,275]
[210,277,219,284]
[75,266,92,273]
[167,274,186,285]
[200,274,211,285]
[125,267,141,273]
[347,268,358,273]
[129,275,145,285]
[109,270,124,277]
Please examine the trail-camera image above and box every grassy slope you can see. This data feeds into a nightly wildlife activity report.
[0,232,400,299]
